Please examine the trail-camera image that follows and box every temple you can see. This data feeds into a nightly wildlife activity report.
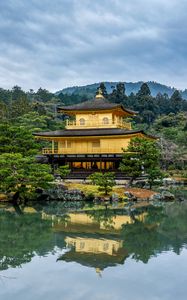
[34,90,155,178]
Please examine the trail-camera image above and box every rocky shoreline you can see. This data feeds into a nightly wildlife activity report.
[0,177,186,204]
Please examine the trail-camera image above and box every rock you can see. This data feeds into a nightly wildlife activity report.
[177,196,185,202]
[143,184,151,189]
[134,180,147,188]
[161,191,175,201]
[47,188,85,201]
[150,191,175,202]
[163,178,176,185]
[35,155,49,163]
[124,191,137,202]
[124,191,134,198]
[150,193,162,201]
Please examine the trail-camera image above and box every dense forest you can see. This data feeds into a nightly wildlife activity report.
[58,81,187,99]
[0,82,186,199]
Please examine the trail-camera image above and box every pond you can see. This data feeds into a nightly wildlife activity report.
[1,199,187,300]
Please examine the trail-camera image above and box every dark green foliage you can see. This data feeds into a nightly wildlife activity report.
[88,172,115,195]
[0,112,65,155]
[0,86,65,198]
[58,92,89,105]
[120,137,162,186]
[137,83,151,97]
[0,211,53,271]
[153,112,187,148]
[59,81,186,126]
[108,82,128,104]
[57,165,71,180]
[0,153,53,198]
[147,167,164,189]
[35,88,54,103]
[120,152,142,180]
[150,112,187,170]
[170,90,183,113]
[60,81,186,98]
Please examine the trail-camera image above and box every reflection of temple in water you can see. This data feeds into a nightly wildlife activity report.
[58,236,128,271]
[42,211,146,234]
[42,210,146,271]
[65,237,123,256]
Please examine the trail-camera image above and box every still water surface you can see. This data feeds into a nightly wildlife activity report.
[1,200,187,300]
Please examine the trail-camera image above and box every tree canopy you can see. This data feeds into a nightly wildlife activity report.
[120,137,163,186]
[0,153,53,199]
[88,172,116,195]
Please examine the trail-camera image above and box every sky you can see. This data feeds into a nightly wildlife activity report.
[0,0,187,92]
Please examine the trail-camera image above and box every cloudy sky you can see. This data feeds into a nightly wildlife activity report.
[0,0,187,92]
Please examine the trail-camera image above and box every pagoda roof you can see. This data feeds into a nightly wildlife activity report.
[34,128,157,139]
[57,249,128,270]
[57,97,137,115]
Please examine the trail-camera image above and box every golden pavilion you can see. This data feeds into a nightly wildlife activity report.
[34,90,154,178]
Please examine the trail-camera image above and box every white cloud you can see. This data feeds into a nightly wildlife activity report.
[0,0,187,91]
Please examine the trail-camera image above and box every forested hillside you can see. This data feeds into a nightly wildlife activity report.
[0,83,187,174]
[57,81,187,99]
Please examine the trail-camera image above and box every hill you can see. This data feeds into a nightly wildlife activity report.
[56,81,187,99]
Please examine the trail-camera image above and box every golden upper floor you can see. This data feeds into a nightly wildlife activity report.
[58,94,136,130]
[65,115,132,130]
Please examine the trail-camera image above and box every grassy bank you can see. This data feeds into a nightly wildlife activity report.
[65,183,156,199]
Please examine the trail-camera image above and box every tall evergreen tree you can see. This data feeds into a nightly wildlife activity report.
[137,83,151,97]
[109,82,128,104]
[135,83,157,124]
[35,88,54,103]
[170,90,183,113]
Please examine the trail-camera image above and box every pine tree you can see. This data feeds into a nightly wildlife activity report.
[120,137,162,187]
[109,82,128,104]
[170,90,183,113]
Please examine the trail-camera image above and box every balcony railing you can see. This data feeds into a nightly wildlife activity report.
[42,147,123,155]
[66,119,131,130]
[43,148,59,154]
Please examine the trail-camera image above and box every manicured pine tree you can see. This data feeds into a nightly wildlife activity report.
[88,172,115,195]
[120,137,163,188]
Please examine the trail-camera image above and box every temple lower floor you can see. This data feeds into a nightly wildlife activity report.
[68,161,118,170]
[48,153,121,169]
[46,153,126,178]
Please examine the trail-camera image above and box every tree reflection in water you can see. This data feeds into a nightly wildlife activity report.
[1,201,187,272]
